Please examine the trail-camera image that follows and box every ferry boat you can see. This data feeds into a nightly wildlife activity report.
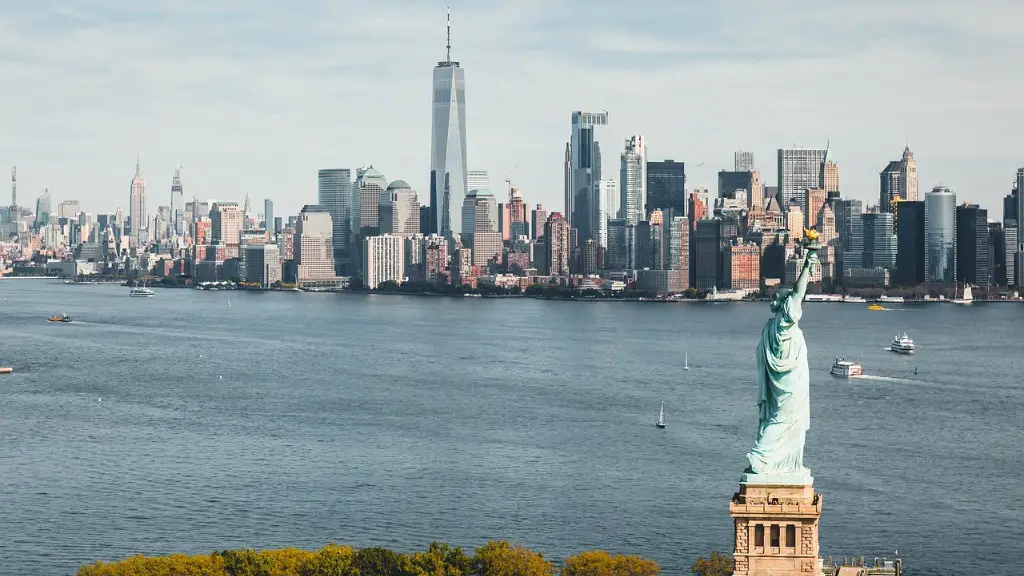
[867,304,884,311]
[830,357,863,378]
[890,332,915,354]
[843,295,867,303]
[47,313,72,323]
[878,294,905,303]
[129,283,155,297]
[805,294,843,302]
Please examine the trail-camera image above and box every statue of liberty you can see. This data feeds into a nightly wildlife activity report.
[743,229,820,482]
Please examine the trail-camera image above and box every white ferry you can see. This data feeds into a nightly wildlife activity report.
[890,333,915,354]
[129,284,155,297]
[878,294,905,303]
[806,294,843,302]
[830,357,863,378]
[843,295,867,303]
[705,286,747,301]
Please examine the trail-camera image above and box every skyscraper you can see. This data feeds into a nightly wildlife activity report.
[355,166,388,238]
[899,146,918,202]
[34,189,51,228]
[318,168,352,273]
[894,201,926,286]
[567,111,609,241]
[955,203,989,286]
[461,188,500,266]
[646,160,686,216]
[545,213,570,276]
[734,151,754,172]
[129,158,146,244]
[595,179,616,248]
[619,135,646,225]
[880,146,919,211]
[467,170,488,193]
[211,202,244,259]
[295,205,336,283]
[169,164,183,236]
[430,10,468,237]
[263,199,274,239]
[379,180,421,236]
[925,186,957,283]
[777,147,827,216]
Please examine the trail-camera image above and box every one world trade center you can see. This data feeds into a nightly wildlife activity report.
[429,10,468,238]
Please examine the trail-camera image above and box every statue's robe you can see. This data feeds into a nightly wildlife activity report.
[745,290,812,476]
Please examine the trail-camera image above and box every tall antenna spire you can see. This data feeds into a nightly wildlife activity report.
[445,6,451,64]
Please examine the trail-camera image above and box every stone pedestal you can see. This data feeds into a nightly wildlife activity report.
[729,481,823,576]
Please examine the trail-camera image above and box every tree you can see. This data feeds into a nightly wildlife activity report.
[473,541,554,576]
[562,550,659,576]
[354,547,404,576]
[299,545,356,576]
[222,549,273,576]
[689,552,732,576]
[404,542,472,576]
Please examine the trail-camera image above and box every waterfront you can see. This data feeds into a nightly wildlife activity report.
[0,282,1021,575]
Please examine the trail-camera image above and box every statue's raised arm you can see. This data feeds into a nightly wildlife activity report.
[742,229,821,484]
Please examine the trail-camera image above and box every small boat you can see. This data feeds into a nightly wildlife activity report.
[227,296,231,309]
[47,313,72,323]
[655,402,666,429]
[683,352,689,371]
[0,366,12,374]
[867,304,884,311]
[830,357,863,378]
[913,365,919,375]
[890,332,915,354]
[129,282,155,297]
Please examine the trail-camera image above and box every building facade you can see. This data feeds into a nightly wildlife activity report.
[362,234,405,289]
[925,186,957,283]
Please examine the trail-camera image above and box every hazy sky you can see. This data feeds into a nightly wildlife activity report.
[1,0,1022,220]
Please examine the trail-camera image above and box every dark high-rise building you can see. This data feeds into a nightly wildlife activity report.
[879,161,901,212]
[955,203,989,286]
[646,160,686,216]
[989,222,1006,286]
[718,171,753,200]
[1004,188,1019,228]
[694,219,722,290]
[894,201,925,286]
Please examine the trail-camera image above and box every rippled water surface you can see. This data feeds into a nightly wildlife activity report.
[0,281,1021,575]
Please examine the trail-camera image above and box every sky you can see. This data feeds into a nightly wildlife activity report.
[1,0,1022,221]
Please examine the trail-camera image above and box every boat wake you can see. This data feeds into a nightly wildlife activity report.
[855,374,917,384]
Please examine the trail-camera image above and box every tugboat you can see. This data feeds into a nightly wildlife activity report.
[47,313,72,323]
[890,332,915,354]
[830,357,863,378]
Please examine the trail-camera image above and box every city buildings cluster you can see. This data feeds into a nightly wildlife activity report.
[0,18,1021,296]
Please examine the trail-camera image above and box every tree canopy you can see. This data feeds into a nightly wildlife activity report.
[77,542,665,576]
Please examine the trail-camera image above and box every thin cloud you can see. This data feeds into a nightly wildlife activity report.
[0,0,1019,219]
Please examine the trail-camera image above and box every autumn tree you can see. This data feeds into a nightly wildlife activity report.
[298,544,356,576]
[222,549,273,576]
[561,550,660,576]
[354,547,405,576]
[472,541,554,576]
[405,542,473,576]
[689,552,732,576]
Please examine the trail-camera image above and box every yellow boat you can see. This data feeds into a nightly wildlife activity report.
[867,304,884,311]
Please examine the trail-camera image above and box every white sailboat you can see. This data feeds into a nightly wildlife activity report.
[684,352,689,370]
[952,282,974,305]
[227,296,231,309]
[656,402,666,428]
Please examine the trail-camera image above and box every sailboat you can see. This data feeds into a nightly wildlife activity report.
[227,296,231,309]
[683,352,689,370]
[952,282,974,305]
[656,402,666,429]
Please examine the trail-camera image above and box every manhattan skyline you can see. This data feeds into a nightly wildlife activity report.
[0,1,1021,219]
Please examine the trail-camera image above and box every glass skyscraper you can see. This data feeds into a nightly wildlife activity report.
[925,186,957,283]
[317,168,352,274]
[566,111,609,242]
[429,14,468,238]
